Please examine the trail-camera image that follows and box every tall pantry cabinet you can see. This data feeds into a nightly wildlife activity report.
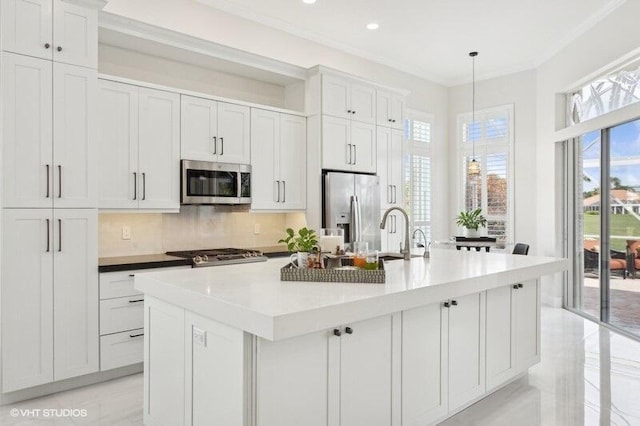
[0,0,104,393]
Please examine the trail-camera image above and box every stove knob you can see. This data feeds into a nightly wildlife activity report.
[202,255,209,262]
[194,255,202,264]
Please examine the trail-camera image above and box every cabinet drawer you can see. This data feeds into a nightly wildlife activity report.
[100,296,144,335]
[99,266,189,300]
[100,328,144,371]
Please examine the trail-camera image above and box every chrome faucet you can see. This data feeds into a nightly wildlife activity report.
[412,229,430,258]
[380,207,411,260]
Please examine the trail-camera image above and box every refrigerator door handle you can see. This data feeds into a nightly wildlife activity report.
[350,195,362,244]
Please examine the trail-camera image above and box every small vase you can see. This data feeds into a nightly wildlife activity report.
[464,228,480,238]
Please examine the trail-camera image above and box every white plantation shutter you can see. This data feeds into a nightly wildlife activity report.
[405,113,433,242]
[458,106,513,243]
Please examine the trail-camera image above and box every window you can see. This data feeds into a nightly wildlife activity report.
[404,111,433,243]
[457,105,513,243]
[569,63,640,124]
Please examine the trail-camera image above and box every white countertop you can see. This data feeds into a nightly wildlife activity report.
[135,249,568,341]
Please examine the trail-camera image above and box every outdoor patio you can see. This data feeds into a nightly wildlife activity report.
[583,275,640,336]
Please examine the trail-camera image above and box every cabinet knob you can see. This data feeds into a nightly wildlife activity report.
[129,274,135,277]
[352,110,356,114]
[518,283,524,288]
[347,109,352,114]
[513,284,519,289]
[44,43,50,49]
[57,46,62,52]
[443,301,450,308]
[451,300,458,306]
[345,327,353,334]
[333,329,342,337]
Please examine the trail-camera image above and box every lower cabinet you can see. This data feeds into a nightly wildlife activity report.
[486,280,540,389]
[402,291,486,425]
[1,208,98,392]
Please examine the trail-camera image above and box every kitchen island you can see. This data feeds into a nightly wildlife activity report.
[135,249,568,426]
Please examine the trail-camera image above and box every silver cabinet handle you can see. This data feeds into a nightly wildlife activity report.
[57,165,62,198]
[276,180,280,202]
[220,137,224,155]
[351,145,356,165]
[46,165,50,198]
[46,219,50,252]
[212,136,217,154]
[282,181,286,203]
[346,144,352,164]
[142,173,146,200]
[387,185,392,204]
[133,172,137,200]
[392,185,396,204]
[58,219,62,252]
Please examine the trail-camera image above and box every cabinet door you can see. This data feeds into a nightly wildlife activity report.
[181,95,217,161]
[1,209,54,392]
[376,90,393,127]
[385,212,406,254]
[402,304,448,426]
[52,0,97,68]
[138,88,180,210]
[515,280,540,370]
[217,102,251,164]
[322,74,350,119]
[1,0,53,60]
[390,94,405,130]
[53,209,98,381]
[322,115,351,170]
[97,80,139,209]
[485,285,517,389]
[448,292,486,411]
[350,82,376,124]
[256,331,329,426]
[340,315,393,426]
[250,108,279,210]
[388,129,403,205]
[2,53,53,208]
[377,127,392,207]
[350,120,376,173]
[279,114,306,210]
[53,63,97,208]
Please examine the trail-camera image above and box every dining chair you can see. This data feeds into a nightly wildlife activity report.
[512,243,530,255]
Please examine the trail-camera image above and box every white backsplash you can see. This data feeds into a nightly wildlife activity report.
[99,206,307,257]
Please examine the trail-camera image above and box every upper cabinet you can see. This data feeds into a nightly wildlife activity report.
[250,109,306,211]
[377,127,403,209]
[376,90,405,130]
[2,52,97,208]
[98,80,180,211]
[181,95,250,164]
[322,74,376,124]
[1,0,98,69]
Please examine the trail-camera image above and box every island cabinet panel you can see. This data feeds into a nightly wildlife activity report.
[256,330,329,426]
[448,292,486,411]
[515,280,541,369]
[402,303,448,426]
[143,297,185,426]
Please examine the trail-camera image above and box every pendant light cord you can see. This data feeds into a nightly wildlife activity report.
[470,51,478,161]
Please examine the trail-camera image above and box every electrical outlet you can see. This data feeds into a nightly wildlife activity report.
[254,223,261,234]
[193,327,206,347]
[122,226,131,240]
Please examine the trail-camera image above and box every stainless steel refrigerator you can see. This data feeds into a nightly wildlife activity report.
[323,172,381,251]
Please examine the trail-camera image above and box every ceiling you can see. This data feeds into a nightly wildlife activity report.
[193,0,624,85]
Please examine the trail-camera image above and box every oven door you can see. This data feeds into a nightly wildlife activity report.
[181,160,251,205]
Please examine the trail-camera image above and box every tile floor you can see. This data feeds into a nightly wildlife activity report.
[1,307,639,425]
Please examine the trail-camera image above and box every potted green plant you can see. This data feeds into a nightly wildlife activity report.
[455,208,487,237]
[278,227,319,268]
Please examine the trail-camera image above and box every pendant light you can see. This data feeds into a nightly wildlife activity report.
[468,51,481,176]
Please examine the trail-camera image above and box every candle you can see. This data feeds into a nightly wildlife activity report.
[319,235,343,253]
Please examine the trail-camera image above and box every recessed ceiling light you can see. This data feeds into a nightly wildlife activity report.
[366,22,379,30]
[302,0,317,4]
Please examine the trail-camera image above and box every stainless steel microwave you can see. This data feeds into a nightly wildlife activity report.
[181,160,251,205]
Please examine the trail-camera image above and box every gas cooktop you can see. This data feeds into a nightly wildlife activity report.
[166,248,267,267]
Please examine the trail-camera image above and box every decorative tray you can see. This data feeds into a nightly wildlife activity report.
[280,259,385,284]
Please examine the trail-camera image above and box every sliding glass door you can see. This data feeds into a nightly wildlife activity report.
[575,119,640,338]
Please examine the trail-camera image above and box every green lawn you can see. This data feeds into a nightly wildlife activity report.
[584,213,640,251]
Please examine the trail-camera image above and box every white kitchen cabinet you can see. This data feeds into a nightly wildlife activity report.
[1,208,98,391]
[1,0,98,69]
[377,127,403,209]
[376,90,405,130]
[486,280,540,390]
[255,314,396,426]
[98,80,180,211]
[100,296,145,336]
[181,95,250,164]
[322,115,376,173]
[2,53,97,209]
[402,292,485,424]
[380,209,406,253]
[322,74,376,124]
[251,109,306,211]
[100,328,144,371]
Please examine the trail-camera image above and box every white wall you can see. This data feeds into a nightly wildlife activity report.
[447,70,538,250]
[536,0,640,306]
